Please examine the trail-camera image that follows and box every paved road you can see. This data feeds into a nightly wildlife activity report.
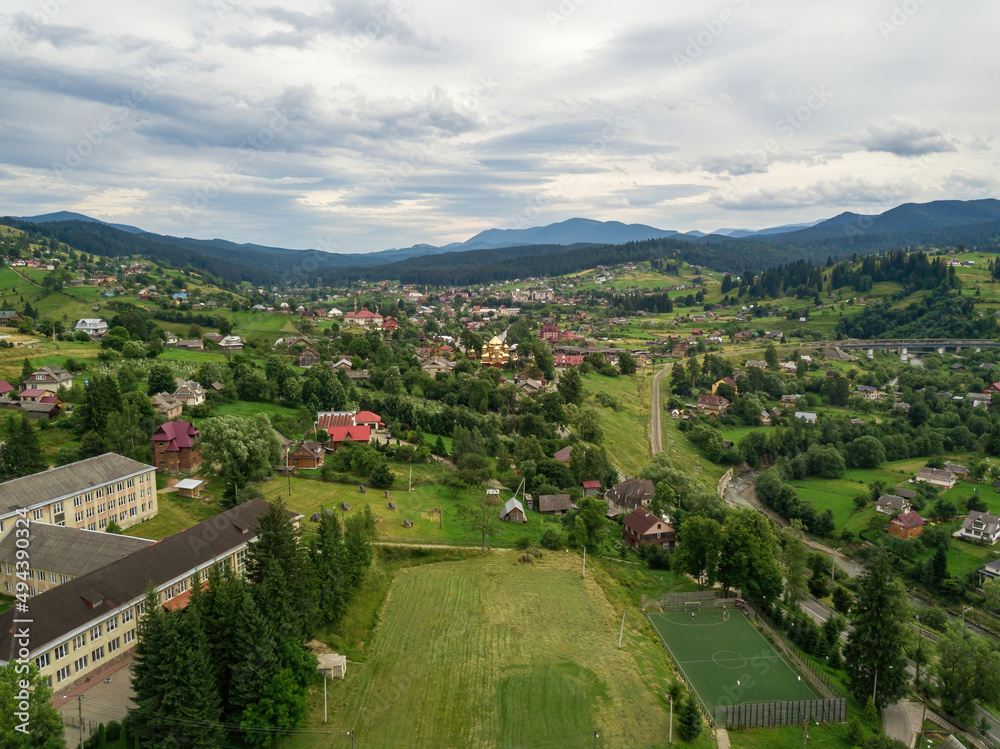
[883,702,915,747]
[650,363,670,454]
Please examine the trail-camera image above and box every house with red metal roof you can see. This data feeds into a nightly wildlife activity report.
[151,421,202,472]
[622,507,676,551]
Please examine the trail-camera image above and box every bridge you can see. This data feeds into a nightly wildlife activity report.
[816,339,1000,361]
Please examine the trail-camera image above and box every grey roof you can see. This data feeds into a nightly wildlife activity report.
[0,453,154,517]
[500,498,525,518]
[538,494,573,513]
[0,524,153,576]
[0,499,293,657]
[876,494,910,512]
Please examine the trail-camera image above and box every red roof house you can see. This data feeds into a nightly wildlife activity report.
[326,425,371,449]
[354,411,383,428]
[151,421,202,472]
[0,380,13,396]
[622,507,676,551]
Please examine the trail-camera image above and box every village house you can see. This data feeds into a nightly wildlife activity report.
[553,446,572,466]
[288,441,325,469]
[297,347,321,367]
[344,307,383,328]
[0,311,22,326]
[915,467,957,490]
[581,480,601,497]
[959,510,1000,545]
[172,379,206,408]
[855,385,884,400]
[794,412,818,424]
[696,392,729,416]
[622,508,676,551]
[0,453,157,540]
[605,477,655,514]
[74,318,108,338]
[779,394,800,409]
[711,377,738,396]
[23,365,73,394]
[0,499,297,692]
[151,421,202,473]
[944,462,970,480]
[420,357,454,377]
[149,392,184,420]
[889,511,925,540]
[876,494,912,515]
[0,525,153,597]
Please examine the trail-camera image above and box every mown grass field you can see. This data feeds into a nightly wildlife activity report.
[281,552,709,749]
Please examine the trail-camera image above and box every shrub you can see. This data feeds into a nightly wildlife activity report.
[514,535,532,550]
[540,527,563,550]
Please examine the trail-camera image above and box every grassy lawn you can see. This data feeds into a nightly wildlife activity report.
[582,371,652,478]
[124,483,225,540]
[280,552,710,749]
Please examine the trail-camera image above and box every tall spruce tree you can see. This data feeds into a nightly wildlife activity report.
[129,588,170,745]
[246,499,318,641]
[312,510,349,628]
[0,413,48,480]
[844,548,910,708]
[677,693,703,741]
[228,594,280,722]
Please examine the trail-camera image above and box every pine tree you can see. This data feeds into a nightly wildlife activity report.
[312,510,348,628]
[844,548,910,708]
[229,594,280,721]
[129,588,169,745]
[165,610,226,747]
[677,693,702,741]
[434,435,446,455]
[20,358,33,381]
[246,499,318,641]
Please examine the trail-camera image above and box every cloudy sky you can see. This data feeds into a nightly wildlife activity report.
[0,0,997,252]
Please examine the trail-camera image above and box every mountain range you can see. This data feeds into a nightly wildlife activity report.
[6,198,1000,286]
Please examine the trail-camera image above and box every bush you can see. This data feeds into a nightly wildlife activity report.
[514,535,532,550]
[540,527,563,550]
[369,461,395,489]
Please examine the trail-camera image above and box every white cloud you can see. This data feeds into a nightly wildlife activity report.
[0,0,997,249]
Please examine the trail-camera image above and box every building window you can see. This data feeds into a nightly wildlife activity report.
[127,478,135,488]
[141,503,146,513]
[164,586,175,600]
[56,666,71,683]
[59,574,68,584]
[99,519,107,529]
[89,625,102,640]
[130,507,137,517]
[91,646,104,662]
[107,616,118,632]
[49,572,57,583]
[3,583,11,593]
[72,634,86,650]
[52,502,62,513]
[35,653,50,669]
[87,523,96,531]
[86,507,95,519]
[123,629,135,644]
[122,608,134,623]
[236,549,248,577]
[2,563,9,575]
[32,509,43,520]
[74,497,83,507]
[96,488,104,499]
[119,511,127,520]
[75,512,83,523]
[55,644,68,660]
[108,637,120,654]
[129,493,136,503]
[97,503,105,514]
[74,656,88,673]
[119,498,126,507]
[86,492,94,502]
[177,579,188,593]
[117,482,124,492]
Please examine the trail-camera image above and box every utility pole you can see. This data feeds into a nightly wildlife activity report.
[324,675,327,723]
[77,694,85,749]
[669,697,673,744]
[593,730,599,748]
[618,611,626,649]
[802,717,809,749]
[286,448,291,496]
[832,548,840,584]
[582,546,586,578]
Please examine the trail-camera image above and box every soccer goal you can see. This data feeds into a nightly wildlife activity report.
[683,601,701,613]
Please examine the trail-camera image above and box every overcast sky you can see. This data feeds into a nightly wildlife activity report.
[0,0,997,252]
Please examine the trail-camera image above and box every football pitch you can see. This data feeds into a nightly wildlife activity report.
[648,609,817,712]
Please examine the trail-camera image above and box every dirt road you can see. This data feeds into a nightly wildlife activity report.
[650,363,670,454]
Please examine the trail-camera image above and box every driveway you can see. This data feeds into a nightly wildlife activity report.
[882,702,915,748]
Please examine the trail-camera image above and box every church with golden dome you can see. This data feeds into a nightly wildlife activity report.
[480,331,511,368]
